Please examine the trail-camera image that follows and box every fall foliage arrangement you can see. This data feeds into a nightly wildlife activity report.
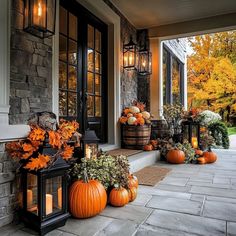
[6,119,79,171]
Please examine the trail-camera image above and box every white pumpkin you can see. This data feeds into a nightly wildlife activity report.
[142,111,150,119]
[129,106,140,114]
[128,117,137,125]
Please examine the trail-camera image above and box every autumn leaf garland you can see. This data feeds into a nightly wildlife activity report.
[6,119,79,171]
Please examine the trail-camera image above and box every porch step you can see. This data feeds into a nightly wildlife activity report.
[128,150,160,173]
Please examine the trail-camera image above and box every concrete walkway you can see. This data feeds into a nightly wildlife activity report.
[229,135,236,149]
[1,149,236,235]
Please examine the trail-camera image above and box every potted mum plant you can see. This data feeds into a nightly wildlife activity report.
[119,101,152,149]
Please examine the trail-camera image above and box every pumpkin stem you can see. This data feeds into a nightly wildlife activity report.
[208,146,212,152]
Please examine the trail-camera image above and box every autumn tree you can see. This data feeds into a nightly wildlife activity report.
[187,31,236,121]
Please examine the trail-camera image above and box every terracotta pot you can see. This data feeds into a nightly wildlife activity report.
[166,149,185,164]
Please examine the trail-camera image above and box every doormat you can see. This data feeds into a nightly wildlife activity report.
[107,149,143,157]
[134,166,171,186]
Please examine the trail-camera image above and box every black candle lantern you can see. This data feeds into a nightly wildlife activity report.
[19,153,70,235]
[182,120,201,149]
[81,130,99,159]
[123,36,138,70]
[24,0,56,38]
[138,47,152,75]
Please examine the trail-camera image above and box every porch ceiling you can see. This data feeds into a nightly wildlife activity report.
[110,0,236,29]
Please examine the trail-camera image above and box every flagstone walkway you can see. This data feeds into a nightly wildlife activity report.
[1,149,236,236]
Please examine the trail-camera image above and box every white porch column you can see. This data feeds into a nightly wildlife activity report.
[150,38,164,119]
[184,53,188,110]
[0,0,10,124]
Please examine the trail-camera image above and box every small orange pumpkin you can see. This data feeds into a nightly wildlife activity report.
[143,144,153,151]
[123,108,130,115]
[150,140,158,149]
[128,174,138,188]
[135,113,143,119]
[195,149,203,156]
[127,187,137,202]
[203,151,217,163]
[198,157,206,164]
[109,187,129,207]
[166,149,185,164]
[119,116,128,124]
[69,177,107,218]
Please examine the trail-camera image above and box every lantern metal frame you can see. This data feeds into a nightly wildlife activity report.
[81,130,99,159]
[123,36,138,70]
[181,120,201,149]
[138,46,152,75]
[20,156,70,235]
[23,0,57,38]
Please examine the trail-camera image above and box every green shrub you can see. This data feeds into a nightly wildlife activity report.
[208,122,229,149]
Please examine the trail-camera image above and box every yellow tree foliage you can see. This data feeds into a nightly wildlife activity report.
[187,31,236,117]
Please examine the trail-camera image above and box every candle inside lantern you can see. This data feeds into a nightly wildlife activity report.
[86,146,91,159]
[129,54,133,65]
[27,189,33,209]
[46,194,53,215]
[191,137,198,149]
[58,187,62,209]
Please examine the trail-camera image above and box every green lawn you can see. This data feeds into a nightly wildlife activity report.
[227,127,236,136]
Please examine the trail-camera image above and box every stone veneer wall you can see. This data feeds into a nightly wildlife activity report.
[10,0,53,125]
[103,0,138,108]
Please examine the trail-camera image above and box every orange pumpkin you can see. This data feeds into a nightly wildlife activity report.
[203,151,217,163]
[136,117,145,125]
[198,157,206,164]
[109,187,129,207]
[195,149,203,156]
[166,149,185,164]
[119,116,128,124]
[123,108,130,115]
[69,178,107,218]
[143,144,153,151]
[135,113,143,119]
[127,187,137,202]
[128,174,138,188]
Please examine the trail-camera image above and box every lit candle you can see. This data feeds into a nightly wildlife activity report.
[142,61,146,68]
[129,55,133,65]
[86,146,91,159]
[58,187,62,209]
[46,194,53,215]
[27,189,33,209]
[191,137,198,149]
[38,2,42,17]
[124,56,128,65]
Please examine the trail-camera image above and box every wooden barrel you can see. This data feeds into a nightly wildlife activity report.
[122,124,151,150]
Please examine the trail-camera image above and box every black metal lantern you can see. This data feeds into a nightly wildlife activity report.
[182,120,201,149]
[24,0,56,38]
[123,36,138,70]
[19,145,70,235]
[138,47,152,75]
[81,130,99,159]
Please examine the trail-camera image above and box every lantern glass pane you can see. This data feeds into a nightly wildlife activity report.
[27,173,38,215]
[183,124,189,141]
[32,0,47,29]
[85,143,98,159]
[44,176,63,216]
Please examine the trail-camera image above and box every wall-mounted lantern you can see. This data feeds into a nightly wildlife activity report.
[24,0,57,38]
[81,130,99,159]
[123,36,138,70]
[138,47,152,75]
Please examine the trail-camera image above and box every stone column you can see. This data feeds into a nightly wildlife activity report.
[0,0,10,124]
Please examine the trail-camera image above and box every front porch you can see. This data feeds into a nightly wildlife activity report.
[1,149,236,236]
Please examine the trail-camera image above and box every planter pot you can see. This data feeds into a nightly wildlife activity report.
[122,124,151,150]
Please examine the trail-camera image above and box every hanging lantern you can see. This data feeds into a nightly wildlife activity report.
[123,36,138,70]
[81,130,99,159]
[138,47,152,75]
[182,120,201,149]
[24,0,57,38]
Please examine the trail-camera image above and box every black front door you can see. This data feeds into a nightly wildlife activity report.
[59,0,107,142]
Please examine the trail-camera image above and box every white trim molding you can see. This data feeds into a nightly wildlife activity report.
[0,0,10,124]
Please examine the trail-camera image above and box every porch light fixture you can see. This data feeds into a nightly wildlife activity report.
[123,36,138,70]
[81,130,99,159]
[138,46,152,75]
[182,120,201,149]
[24,0,57,38]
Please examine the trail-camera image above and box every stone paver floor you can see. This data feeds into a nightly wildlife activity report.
[2,149,236,236]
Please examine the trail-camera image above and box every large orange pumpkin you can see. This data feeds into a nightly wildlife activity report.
[166,149,185,164]
[203,151,217,163]
[127,187,137,202]
[109,187,129,207]
[69,179,107,218]
[128,174,138,188]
